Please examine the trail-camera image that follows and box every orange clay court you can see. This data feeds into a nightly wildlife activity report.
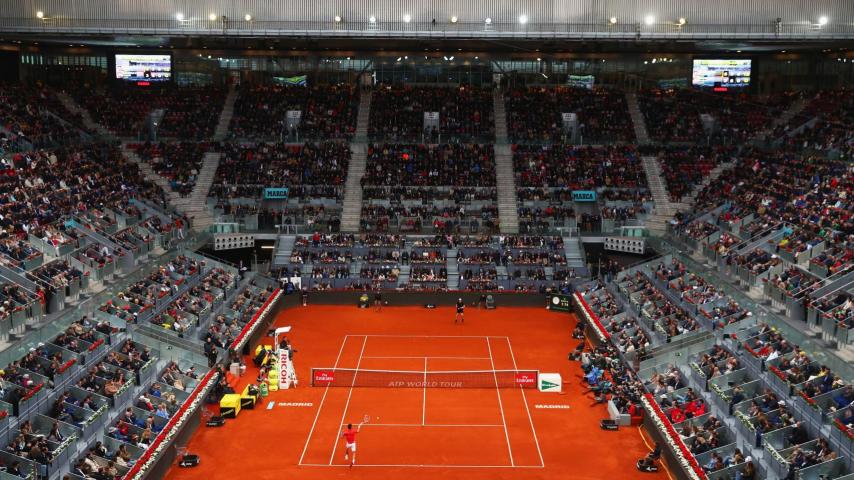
[165,305,667,480]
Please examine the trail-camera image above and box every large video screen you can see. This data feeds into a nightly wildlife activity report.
[692,59,751,88]
[115,54,172,82]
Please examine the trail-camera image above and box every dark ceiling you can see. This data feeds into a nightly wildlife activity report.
[0,33,850,57]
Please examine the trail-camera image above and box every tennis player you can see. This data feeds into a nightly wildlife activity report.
[374,289,383,311]
[455,298,465,324]
[341,423,361,466]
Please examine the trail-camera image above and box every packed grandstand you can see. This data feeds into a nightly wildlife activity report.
[0,3,852,480]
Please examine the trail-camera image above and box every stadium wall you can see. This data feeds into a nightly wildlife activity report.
[283,290,548,308]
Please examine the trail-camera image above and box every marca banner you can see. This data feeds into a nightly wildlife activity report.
[515,372,537,387]
[572,190,596,202]
[567,75,595,89]
[538,373,562,393]
[273,75,308,86]
[313,369,334,385]
[264,187,289,200]
[548,294,572,312]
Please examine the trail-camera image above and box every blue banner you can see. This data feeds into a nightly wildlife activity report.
[264,188,290,200]
[572,190,596,202]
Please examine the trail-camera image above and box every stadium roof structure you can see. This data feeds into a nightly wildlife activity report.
[2,0,854,48]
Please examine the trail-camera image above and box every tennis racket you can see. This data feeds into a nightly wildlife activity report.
[360,414,371,427]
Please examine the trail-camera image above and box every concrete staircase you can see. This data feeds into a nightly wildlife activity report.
[397,264,410,286]
[273,235,296,267]
[641,155,676,236]
[493,90,519,234]
[564,237,586,270]
[354,91,372,143]
[55,91,112,136]
[341,92,372,233]
[341,144,367,233]
[172,152,221,231]
[213,87,238,141]
[446,248,460,290]
[625,92,651,145]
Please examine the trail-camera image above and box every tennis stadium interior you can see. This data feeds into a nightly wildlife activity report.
[0,1,853,479]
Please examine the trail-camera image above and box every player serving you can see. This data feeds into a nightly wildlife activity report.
[341,416,369,466]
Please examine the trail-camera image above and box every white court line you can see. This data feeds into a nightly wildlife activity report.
[354,334,510,339]
[422,357,427,426]
[298,335,349,466]
[360,356,491,360]
[506,337,545,468]
[486,337,514,467]
[339,423,505,428]
[300,463,545,469]
[328,335,368,465]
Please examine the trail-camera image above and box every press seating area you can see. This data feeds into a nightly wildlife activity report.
[229,84,358,141]
[204,282,276,348]
[504,86,634,143]
[673,146,853,347]
[581,245,854,480]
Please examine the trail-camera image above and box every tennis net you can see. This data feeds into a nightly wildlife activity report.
[311,368,538,388]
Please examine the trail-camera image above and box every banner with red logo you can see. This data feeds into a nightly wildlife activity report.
[515,371,537,388]
[312,369,335,385]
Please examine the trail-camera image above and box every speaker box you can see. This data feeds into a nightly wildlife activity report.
[206,416,225,427]
[600,419,619,431]
[179,454,200,467]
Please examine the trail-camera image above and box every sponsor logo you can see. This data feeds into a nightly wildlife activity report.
[535,404,571,409]
[277,402,314,407]
[540,379,560,390]
[515,372,537,386]
[386,381,464,388]
[313,370,334,384]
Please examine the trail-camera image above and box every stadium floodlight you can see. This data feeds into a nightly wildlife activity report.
[818,16,828,26]
[519,15,528,24]
[451,16,458,23]
[175,13,185,21]
[369,15,376,24]
[403,14,412,23]
[484,17,492,25]
[644,15,655,25]
[209,13,217,21]
[245,14,252,22]
[334,15,342,23]
[36,11,44,19]
[609,16,617,25]
[678,17,686,25]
